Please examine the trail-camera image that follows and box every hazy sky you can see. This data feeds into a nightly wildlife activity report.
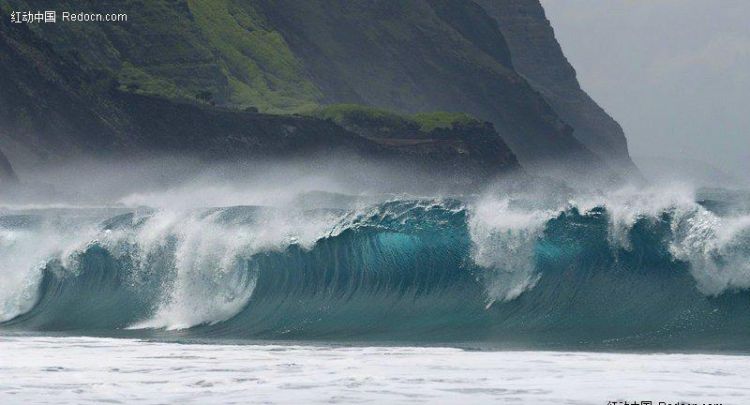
[540,0,749,178]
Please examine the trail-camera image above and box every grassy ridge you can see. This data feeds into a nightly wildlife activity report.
[187,0,322,112]
[412,112,477,132]
[312,104,482,137]
[3,0,321,112]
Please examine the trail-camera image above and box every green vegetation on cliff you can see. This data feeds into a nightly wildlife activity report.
[186,0,321,112]
[412,112,477,132]
[312,104,483,139]
[312,104,419,134]
[0,0,632,182]
[3,0,321,112]
[0,14,519,185]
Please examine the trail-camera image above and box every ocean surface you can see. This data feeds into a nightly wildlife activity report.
[1,185,749,403]
[2,335,749,405]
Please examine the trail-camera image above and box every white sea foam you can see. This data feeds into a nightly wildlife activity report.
[124,210,260,330]
[467,184,750,302]
[578,185,750,295]
[2,183,750,327]
[669,209,750,295]
[1,336,749,405]
[0,229,45,322]
[0,204,343,329]
[578,184,696,250]
[468,197,555,305]
[125,207,341,330]
[0,215,101,322]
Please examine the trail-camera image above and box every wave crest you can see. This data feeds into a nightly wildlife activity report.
[2,188,750,347]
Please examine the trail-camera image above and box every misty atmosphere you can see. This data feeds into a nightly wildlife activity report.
[543,0,750,183]
[1,1,749,404]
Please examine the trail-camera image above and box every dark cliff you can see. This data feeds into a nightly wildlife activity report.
[475,0,638,173]
[116,92,518,183]
[251,0,602,170]
[0,0,635,184]
[0,17,517,188]
[311,104,518,181]
[0,15,126,166]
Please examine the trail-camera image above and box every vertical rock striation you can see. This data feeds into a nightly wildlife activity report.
[0,0,639,183]
[475,0,639,174]
[253,0,603,173]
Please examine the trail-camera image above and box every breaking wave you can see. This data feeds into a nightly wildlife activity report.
[2,187,750,349]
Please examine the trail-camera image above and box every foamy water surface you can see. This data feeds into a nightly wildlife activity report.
[1,336,749,404]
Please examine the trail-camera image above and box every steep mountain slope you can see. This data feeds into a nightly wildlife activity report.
[475,0,637,173]
[250,0,601,169]
[0,0,635,183]
[0,14,127,165]
[3,0,607,169]
[2,0,320,112]
[0,16,518,188]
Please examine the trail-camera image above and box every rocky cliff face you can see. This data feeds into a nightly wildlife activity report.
[115,92,519,183]
[474,0,637,173]
[0,17,517,189]
[0,17,126,168]
[0,0,635,184]
[252,0,601,171]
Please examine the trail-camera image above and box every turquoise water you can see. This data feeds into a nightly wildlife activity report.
[1,188,749,351]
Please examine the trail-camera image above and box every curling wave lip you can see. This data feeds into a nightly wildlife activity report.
[1,190,749,350]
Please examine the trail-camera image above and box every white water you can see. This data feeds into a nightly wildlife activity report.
[669,208,750,295]
[124,208,338,330]
[0,211,106,322]
[0,205,344,329]
[1,336,748,404]
[468,197,553,305]
[575,185,750,295]
[2,186,750,327]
